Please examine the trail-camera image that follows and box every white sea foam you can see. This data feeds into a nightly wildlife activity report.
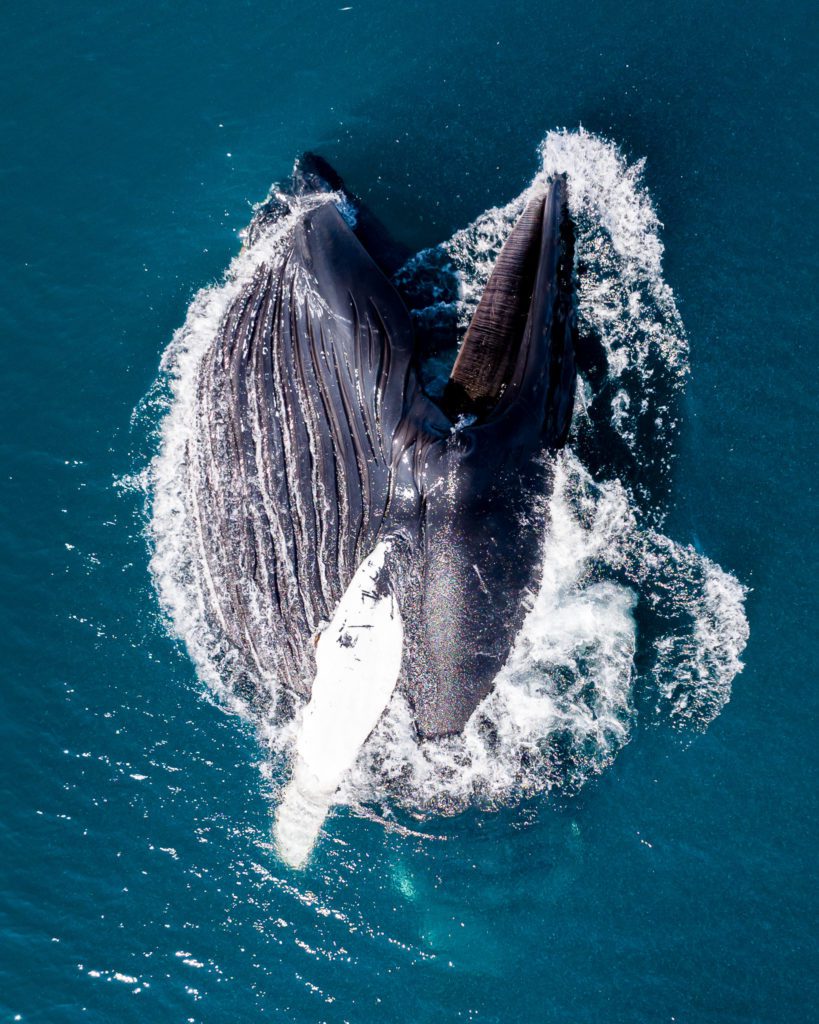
[143,131,749,850]
[341,452,640,813]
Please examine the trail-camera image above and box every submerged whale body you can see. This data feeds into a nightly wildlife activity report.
[189,155,577,861]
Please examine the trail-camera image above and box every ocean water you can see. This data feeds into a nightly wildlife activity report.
[1,2,816,1022]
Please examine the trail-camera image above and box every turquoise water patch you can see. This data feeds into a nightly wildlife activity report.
[1,1,815,1022]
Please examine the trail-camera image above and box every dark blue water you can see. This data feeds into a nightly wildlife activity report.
[2,2,816,1021]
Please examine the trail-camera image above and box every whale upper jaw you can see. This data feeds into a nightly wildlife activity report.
[443,175,576,441]
[383,175,577,739]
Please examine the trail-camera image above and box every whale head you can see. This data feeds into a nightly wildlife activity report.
[191,156,577,863]
[274,176,577,864]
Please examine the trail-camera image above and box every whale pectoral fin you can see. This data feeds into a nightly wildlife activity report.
[274,540,403,868]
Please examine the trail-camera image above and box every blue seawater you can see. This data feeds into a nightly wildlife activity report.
[1,2,815,1022]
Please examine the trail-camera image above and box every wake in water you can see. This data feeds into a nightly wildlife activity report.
[140,128,748,836]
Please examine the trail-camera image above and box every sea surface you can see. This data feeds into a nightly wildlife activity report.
[1,2,816,1022]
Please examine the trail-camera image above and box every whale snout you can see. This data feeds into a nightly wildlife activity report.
[442,175,575,440]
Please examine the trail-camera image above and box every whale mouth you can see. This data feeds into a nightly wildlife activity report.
[144,130,750,872]
[442,176,574,425]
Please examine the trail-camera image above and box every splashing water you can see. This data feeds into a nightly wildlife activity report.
[141,129,749,845]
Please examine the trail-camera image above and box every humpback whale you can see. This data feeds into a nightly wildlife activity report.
[189,156,577,864]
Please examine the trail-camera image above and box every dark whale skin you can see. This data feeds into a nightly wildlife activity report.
[190,174,576,737]
[388,180,577,735]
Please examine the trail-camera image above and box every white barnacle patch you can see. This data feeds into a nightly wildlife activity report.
[452,413,477,432]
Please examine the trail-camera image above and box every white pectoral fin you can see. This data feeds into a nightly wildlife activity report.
[274,540,403,868]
